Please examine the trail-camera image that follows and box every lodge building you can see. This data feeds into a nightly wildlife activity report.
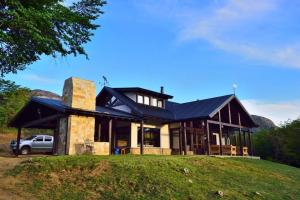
[10,77,257,156]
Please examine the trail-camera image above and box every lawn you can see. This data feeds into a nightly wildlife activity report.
[6,155,300,200]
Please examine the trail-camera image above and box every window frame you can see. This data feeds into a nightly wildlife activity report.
[137,94,144,104]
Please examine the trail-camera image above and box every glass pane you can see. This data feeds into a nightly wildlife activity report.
[152,98,157,106]
[158,100,163,108]
[137,95,143,104]
[144,96,150,105]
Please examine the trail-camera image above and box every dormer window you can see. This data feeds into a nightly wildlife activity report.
[144,96,150,105]
[152,98,157,107]
[137,95,143,104]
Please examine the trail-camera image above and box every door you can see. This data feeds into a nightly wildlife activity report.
[31,136,44,152]
[44,136,54,152]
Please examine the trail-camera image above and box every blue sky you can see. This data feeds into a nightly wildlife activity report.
[6,0,300,124]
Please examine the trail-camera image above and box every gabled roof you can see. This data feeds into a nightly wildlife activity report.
[97,87,174,120]
[166,95,234,120]
[114,87,173,99]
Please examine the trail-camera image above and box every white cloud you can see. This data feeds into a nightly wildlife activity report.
[241,99,300,125]
[137,0,300,69]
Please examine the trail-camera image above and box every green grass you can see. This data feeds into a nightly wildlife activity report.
[7,155,300,200]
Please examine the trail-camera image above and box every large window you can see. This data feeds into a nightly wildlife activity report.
[152,98,157,106]
[138,127,160,147]
[157,100,163,108]
[144,96,150,105]
[137,95,143,104]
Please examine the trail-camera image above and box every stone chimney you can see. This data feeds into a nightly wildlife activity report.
[57,77,96,156]
[62,77,96,110]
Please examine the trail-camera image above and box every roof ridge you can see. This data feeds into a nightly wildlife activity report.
[177,94,234,105]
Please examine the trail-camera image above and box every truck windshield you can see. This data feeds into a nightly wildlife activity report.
[24,136,36,140]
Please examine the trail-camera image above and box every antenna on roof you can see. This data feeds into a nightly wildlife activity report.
[99,75,110,87]
[232,83,238,95]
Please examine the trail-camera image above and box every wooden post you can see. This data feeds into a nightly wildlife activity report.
[15,127,22,156]
[52,119,60,155]
[108,119,112,155]
[140,120,144,155]
[238,113,243,155]
[190,121,194,153]
[218,111,223,155]
[179,126,183,155]
[206,121,211,155]
[183,122,187,155]
[228,102,232,124]
[248,130,253,156]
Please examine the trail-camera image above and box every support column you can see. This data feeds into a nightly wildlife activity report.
[183,122,187,155]
[140,120,144,155]
[218,111,223,155]
[238,113,243,155]
[248,130,253,156]
[190,121,194,153]
[108,119,112,155]
[228,102,232,124]
[206,121,211,155]
[15,127,21,156]
[52,119,60,155]
[179,126,183,155]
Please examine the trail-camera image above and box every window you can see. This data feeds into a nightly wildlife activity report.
[157,100,163,108]
[138,127,160,147]
[137,95,143,104]
[45,136,52,142]
[35,136,43,142]
[152,98,157,106]
[144,96,150,105]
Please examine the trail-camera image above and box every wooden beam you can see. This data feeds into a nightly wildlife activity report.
[22,114,64,128]
[218,111,223,155]
[140,120,144,155]
[238,112,243,155]
[183,122,187,155]
[228,102,232,124]
[190,121,194,153]
[206,119,246,129]
[108,119,112,155]
[15,127,21,156]
[206,121,211,155]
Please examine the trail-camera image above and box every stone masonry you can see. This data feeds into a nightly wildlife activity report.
[58,77,96,155]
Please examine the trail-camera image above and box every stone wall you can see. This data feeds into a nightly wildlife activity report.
[66,115,95,155]
[130,148,171,155]
[57,117,68,155]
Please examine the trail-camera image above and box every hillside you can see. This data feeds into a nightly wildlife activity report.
[31,89,61,99]
[4,155,300,200]
[251,115,277,132]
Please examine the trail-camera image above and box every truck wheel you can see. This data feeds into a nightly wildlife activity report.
[21,146,30,155]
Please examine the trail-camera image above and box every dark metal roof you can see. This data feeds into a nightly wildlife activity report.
[166,95,234,120]
[31,97,138,120]
[114,87,173,99]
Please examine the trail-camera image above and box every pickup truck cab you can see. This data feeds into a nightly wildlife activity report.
[10,135,53,155]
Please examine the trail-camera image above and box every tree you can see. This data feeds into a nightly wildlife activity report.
[0,78,31,130]
[254,120,300,167]
[0,0,106,76]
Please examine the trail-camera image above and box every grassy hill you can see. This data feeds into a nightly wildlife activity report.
[5,155,300,200]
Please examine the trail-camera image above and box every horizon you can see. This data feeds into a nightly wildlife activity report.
[5,0,300,125]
